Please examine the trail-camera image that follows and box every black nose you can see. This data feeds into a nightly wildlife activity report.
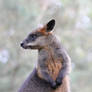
[20,43,24,47]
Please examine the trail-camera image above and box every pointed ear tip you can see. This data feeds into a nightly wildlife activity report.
[47,19,55,25]
[51,19,55,23]
[46,19,55,31]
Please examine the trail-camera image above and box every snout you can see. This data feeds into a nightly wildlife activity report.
[20,40,32,49]
[20,41,29,49]
[20,42,26,49]
[20,42,24,47]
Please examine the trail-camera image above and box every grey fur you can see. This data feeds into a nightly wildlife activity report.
[19,20,71,92]
[18,68,53,92]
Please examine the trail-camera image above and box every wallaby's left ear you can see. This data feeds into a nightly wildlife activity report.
[46,19,55,32]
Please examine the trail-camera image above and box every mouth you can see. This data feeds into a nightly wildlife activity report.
[20,43,41,49]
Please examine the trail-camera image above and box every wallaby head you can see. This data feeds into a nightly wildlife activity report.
[21,19,55,49]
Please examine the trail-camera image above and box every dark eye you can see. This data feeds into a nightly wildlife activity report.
[30,34,37,41]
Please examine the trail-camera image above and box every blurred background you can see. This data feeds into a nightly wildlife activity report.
[0,0,92,92]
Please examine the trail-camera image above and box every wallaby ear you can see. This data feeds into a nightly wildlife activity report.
[46,19,55,32]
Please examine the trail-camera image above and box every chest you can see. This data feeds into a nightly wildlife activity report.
[46,58,63,80]
[38,48,63,80]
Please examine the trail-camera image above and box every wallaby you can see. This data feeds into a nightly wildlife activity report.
[19,19,71,92]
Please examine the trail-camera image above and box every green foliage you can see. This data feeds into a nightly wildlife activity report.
[0,0,92,92]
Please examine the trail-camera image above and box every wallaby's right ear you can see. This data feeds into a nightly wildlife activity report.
[46,19,55,32]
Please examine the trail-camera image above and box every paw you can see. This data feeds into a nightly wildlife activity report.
[56,77,62,86]
[50,81,57,89]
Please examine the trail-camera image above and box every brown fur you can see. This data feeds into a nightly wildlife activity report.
[43,47,63,81]
[46,59,62,81]
[37,58,62,81]
[37,27,52,36]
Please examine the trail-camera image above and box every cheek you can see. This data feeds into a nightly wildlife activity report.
[27,40,38,46]
[35,37,47,46]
